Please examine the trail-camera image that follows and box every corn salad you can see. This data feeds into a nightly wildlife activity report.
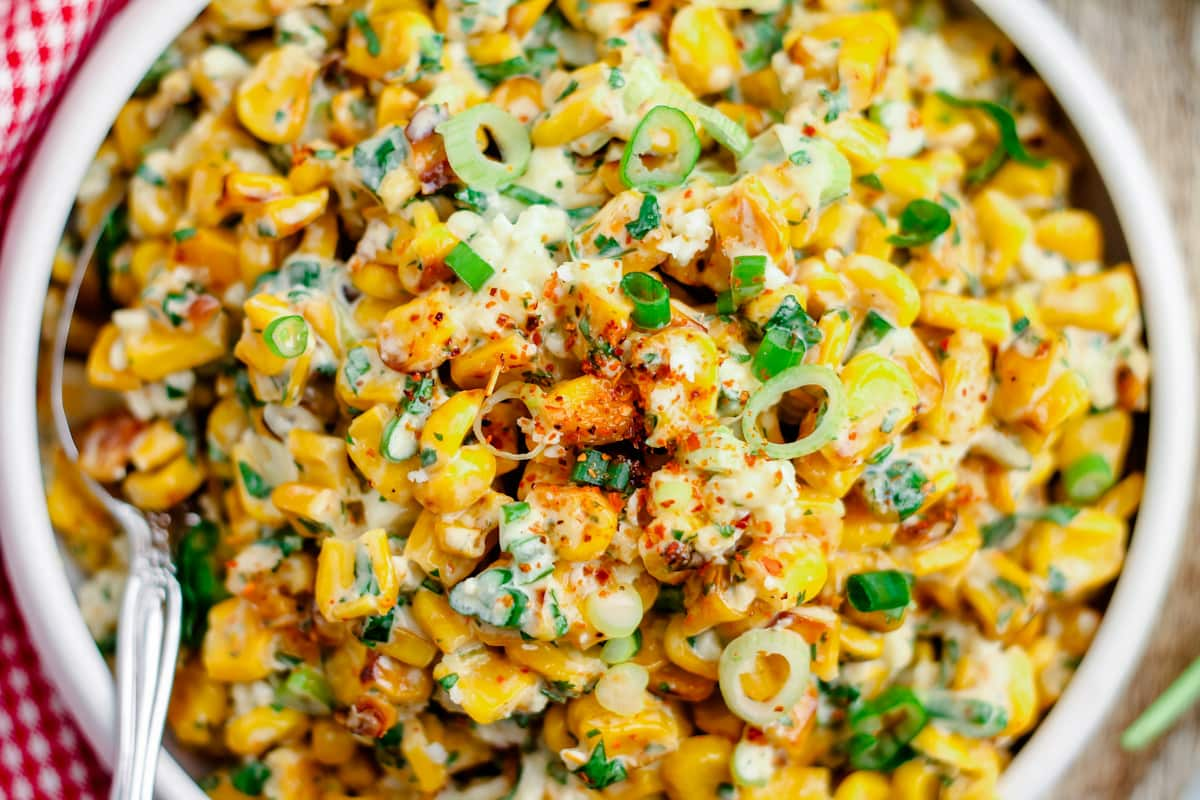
[46,0,1149,797]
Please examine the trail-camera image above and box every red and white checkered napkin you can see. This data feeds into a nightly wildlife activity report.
[1,0,130,796]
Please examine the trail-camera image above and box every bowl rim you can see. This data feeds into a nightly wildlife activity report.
[0,1,1193,798]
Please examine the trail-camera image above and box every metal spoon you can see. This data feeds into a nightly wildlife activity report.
[50,207,182,800]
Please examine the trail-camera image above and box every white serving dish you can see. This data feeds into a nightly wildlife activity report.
[0,1,1192,798]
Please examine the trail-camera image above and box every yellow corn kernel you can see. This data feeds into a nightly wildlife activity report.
[1004,646,1037,737]
[311,718,358,766]
[1057,409,1131,497]
[827,118,890,177]
[401,716,449,793]
[841,498,897,550]
[660,735,733,800]
[187,160,231,228]
[663,616,719,680]
[350,261,406,301]
[224,706,307,756]
[668,6,740,96]
[173,227,240,287]
[411,390,497,514]
[742,766,832,800]
[377,84,421,128]
[235,45,319,143]
[489,75,545,121]
[167,659,228,748]
[345,10,435,82]
[210,0,271,28]
[238,231,278,285]
[271,483,342,535]
[203,597,275,682]
[336,342,408,411]
[875,158,938,204]
[378,285,460,372]
[450,334,536,389]
[129,169,181,238]
[909,516,982,577]
[113,100,152,167]
[505,641,606,687]
[316,528,400,621]
[254,188,330,240]
[123,322,227,382]
[1034,209,1103,263]
[891,759,942,800]
[129,420,187,473]
[433,646,539,725]
[834,771,890,800]
[525,484,617,562]
[225,172,291,211]
[1038,265,1139,335]
[328,87,375,146]
[404,511,481,588]
[532,82,610,146]
[1024,508,1127,600]
[839,623,884,661]
[122,453,206,511]
[832,352,919,467]
[412,588,476,653]
[922,330,990,441]
[1097,472,1143,519]
[843,253,921,326]
[962,550,1040,640]
[86,323,141,391]
[986,158,1069,206]
[973,188,1032,287]
[565,693,683,766]
[918,291,1012,345]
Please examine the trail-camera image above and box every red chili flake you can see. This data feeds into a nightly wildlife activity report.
[761,557,783,576]
[802,124,817,137]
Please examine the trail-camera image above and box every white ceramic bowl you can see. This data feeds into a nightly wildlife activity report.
[0,1,1193,797]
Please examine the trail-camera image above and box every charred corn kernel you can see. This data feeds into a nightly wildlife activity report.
[875,158,938,204]
[122,453,206,511]
[918,291,1011,344]
[311,719,358,766]
[532,82,610,146]
[378,285,460,372]
[254,189,330,239]
[203,597,275,682]
[565,692,682,766]
[167,659,228,748]
[843,254,920,326]
[834,771,890,800]
[1038,265,1138,335]
[346,10,435,81]
[224,706,307,756]
[973,188,1032,287]
[1035,209,1103,263]
[433,646,539,725]
[450,334,536,389]
[235,45,319,143]
[506,0,553,37]
[411,390,497,513]
[187,161,231,227]
[316,528,400,621]
[668,6,740,96]
[660,735,732,800]
[328,88,375,146]
[1025,508,1126,599]
[663,616,719,680]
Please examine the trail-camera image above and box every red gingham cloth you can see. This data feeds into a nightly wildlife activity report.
[1,1,131,796]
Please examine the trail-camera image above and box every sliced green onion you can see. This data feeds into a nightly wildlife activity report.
[501,184,554,206]
[620,272,671,329]
[715,290,736,316]
[731,740,774,787]
[847,686,928,770]
[846,570,911,613]
[752,326,807,381]
[595,662,650,716]
[718,628,811,726]
[741,365,847,459]
[231,761,271,796]
[585,587,644,639]
[935,91,1047,183]
[919,690,1009,738]
[351,10,381,58]
[1062,452,1114,504]
[887,199,952,247]
[620,60,751,158]
[436,103,531,190]
[601,630,642,664]
[570,449,610,486]
[1123,653,1200,750]
[683,98,752,158]
[276,665,335,714]
[621,105,701,191]
[264,314,309,357]
[445,242,495,291]
[731,255,767,305]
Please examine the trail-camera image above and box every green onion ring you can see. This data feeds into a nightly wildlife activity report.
[620,272,671,330]
[621,105,701,191]
[741,364,846,459]
[845,570,911,612]
[436,103,532,191]
[263,314,308,359]
[718,628,811,726]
